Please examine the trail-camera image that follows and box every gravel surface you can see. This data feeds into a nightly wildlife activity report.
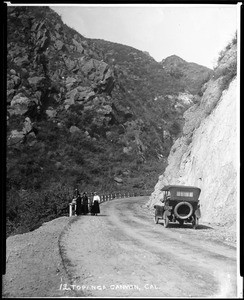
[61,197,238,298]
[2,217,76,298]
[2,197,240,298]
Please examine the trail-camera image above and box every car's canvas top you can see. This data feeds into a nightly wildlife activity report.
[161,185,201,201]
[161,185,201,191]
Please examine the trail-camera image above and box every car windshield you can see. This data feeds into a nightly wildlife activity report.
[162,191,171,201]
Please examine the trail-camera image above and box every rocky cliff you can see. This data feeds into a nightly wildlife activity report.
[7,6,213,190]
[161,55,212,95]
[6,6,213,235]
[147,40,238,233]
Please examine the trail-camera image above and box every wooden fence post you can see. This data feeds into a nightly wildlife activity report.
[69,203,72,217]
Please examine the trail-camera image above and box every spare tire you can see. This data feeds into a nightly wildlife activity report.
[174,202,193,220]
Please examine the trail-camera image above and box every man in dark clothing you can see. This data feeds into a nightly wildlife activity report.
[82,192,89,215]
[89,193,93,214]
[76,193,82,216]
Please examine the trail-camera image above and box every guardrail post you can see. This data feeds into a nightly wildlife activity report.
[69,203,76,217]
[69,203,72,217]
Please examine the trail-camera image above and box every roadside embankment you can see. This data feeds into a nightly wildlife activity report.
[2,216,76,298]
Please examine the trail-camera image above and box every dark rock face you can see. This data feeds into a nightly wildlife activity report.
[6,6,213,207]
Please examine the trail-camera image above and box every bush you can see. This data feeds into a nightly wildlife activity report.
[6,184,73,237]
[217,32,237,65]
[169,121,181,136]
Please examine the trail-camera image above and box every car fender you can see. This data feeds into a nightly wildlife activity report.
[154,205,164,217]
[163,210,171,218]
[195,208,201,218]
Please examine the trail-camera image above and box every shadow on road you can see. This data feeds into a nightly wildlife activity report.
[89,214,108,217]
[159,222,213,230]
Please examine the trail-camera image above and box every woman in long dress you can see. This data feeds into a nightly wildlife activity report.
[92,192,100,216]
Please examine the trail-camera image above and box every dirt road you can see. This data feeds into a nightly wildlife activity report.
[60,196,238,298]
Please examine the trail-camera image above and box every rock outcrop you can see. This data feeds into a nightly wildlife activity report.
[147,41,238,233]
[6,5,214,235]
[161,55,213,94]
[7,6,212,185]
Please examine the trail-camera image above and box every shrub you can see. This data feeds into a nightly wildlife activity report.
[169,121,181,136]
[217,32,237,65]
[6,183,73,237]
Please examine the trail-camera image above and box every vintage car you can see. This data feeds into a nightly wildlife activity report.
[154,185,201,229]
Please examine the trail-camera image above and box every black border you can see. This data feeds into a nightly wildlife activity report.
[2,0,243,296]
[1,2,7,277]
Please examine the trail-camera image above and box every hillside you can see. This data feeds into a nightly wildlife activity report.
[6,6,212,236]
[147,37,238,237]
[161,55,212,94]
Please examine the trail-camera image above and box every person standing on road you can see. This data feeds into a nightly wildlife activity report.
[71,188,79,216]
[75,190,83,216]
[92,192,100,216]
[82,192,89,215]
[88,193,93,214]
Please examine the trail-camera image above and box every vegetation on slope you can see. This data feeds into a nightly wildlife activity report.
[6,6,212,236]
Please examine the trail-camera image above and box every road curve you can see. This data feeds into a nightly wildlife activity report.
[60,197,237,297]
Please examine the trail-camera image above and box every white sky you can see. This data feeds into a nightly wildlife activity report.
[49,4,238,69]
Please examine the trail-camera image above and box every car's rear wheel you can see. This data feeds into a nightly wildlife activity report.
[163,216,169,228]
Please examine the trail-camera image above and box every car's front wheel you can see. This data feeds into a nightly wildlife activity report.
[154,216,159,224]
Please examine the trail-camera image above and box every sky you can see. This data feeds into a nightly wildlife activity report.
[50,4,238,69]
